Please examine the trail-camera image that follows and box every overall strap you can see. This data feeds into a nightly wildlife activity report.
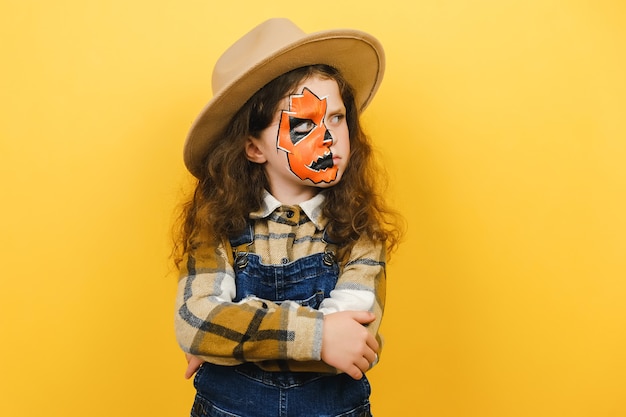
[229,221,254,248]
[229,221,254,269]
[228,221,341,268]
[321,228,339,266]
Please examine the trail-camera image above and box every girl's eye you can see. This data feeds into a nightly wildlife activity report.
[288,117,316,144]
[293,120,315,133]
[328,114,345,125]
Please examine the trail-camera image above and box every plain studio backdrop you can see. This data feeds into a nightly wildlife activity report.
[1,1,625,416]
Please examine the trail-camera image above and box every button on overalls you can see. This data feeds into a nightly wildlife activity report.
[191,221,372,417]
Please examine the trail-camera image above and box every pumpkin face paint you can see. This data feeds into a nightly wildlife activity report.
[247,76,349,201]
[277,87,338,184]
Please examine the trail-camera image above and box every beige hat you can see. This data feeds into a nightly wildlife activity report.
[183,18,385,178]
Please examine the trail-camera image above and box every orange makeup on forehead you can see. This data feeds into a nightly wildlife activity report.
[285,87,326,123]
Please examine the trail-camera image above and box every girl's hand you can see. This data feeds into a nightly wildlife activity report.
[321,311,378,380]
[184,353,205,379]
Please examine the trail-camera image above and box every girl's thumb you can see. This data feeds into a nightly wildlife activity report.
[351,311,375,324]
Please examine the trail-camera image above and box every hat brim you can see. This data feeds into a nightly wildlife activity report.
[183,29,385,178]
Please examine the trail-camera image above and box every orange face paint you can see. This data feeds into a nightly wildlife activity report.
[277,88,338,184]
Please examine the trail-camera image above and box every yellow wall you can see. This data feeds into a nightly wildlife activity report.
[2,1,625,416]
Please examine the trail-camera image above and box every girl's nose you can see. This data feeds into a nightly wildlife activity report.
[323,129,333,145]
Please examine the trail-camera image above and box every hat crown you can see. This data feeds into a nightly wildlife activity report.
[212,19,306,95]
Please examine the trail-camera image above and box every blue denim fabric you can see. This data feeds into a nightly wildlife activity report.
[190,226,372,417]
[232,252,339,308]
[192,363,371,417]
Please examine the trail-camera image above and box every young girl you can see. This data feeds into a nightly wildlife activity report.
[173,18,402,417]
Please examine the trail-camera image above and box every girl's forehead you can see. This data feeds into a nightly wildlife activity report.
[278,76,343,111]
[295,76,339,93]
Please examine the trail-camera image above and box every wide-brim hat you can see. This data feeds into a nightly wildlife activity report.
[183,18,385,178]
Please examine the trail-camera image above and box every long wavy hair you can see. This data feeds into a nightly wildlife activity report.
[173,64,403,267]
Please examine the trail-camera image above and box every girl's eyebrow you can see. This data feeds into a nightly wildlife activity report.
[326,105,346,114]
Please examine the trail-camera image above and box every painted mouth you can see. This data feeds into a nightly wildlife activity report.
[308,153,334,171]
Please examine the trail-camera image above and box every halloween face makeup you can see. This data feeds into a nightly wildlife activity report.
[247,76,350,202]
[277,87,337,183]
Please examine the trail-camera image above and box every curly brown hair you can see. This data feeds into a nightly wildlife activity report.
[172,65,403,268]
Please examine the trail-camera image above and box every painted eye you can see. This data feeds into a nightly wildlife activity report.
[291,118,315,133]
[289,117,316,144]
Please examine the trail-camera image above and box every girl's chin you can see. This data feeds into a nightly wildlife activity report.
[307,175,342,188]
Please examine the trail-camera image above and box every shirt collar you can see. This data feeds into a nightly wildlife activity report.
[250,190,328,230]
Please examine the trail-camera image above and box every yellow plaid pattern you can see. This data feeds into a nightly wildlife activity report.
[174,192,386,372]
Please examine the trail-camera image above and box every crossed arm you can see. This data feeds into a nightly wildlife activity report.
[176,237,386,380]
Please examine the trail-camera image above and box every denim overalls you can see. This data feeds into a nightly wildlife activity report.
[191,222,372,417]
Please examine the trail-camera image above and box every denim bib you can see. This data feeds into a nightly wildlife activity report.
[229,221,339,309]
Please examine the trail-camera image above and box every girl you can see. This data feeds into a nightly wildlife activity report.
[173,18,402,417]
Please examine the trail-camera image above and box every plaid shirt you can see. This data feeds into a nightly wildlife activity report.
[175,191,386,373]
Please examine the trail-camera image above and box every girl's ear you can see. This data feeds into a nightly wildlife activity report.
[245,136,267,163]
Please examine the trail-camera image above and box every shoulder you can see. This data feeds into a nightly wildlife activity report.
[185,233,233,267]
[340,235,386,266]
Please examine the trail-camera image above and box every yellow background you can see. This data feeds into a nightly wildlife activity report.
[2,0,625,416]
